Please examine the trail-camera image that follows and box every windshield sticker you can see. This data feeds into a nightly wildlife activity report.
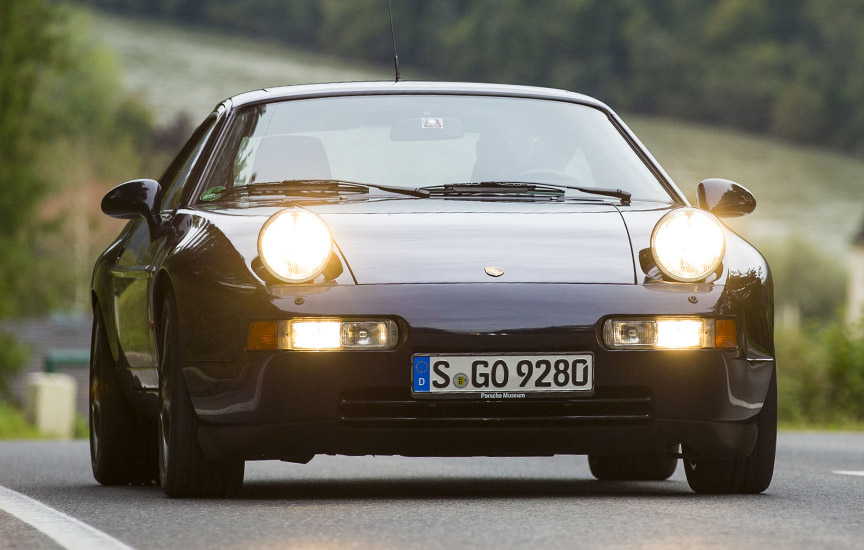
[199,186,225,202]
[421,117,444,129]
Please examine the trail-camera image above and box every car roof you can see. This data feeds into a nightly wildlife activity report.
[223,81,611,112]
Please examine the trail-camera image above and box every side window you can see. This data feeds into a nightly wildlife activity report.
[160,117,217,213]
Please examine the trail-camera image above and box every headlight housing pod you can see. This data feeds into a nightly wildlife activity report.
[650,208,725,282]
[258,209,333,283]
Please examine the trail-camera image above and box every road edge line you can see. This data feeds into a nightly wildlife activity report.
[833,470,864,477]
[0,484,135,550]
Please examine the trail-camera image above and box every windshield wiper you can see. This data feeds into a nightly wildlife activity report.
[206,179,429,199]
[420,181,565,198]
[419,181,631,205]
[202,179,631,205]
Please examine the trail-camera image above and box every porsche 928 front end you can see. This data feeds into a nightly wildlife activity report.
[92,82,775,496]
[170,198,774,490]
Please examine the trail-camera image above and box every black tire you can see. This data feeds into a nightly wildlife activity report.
[589,450,678,481]
[89,307,158,485]
[684,370,777,494]
[158,290,244,498]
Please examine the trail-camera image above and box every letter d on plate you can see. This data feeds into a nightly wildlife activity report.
[413,356,430,392]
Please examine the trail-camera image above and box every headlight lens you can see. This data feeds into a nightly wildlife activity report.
[258,210,333,283]
[651,208,725,282]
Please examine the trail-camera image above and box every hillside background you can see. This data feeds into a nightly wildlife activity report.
[77,0,864,154]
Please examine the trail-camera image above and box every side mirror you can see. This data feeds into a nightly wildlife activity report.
[101,179,163,236]
[697,178,756,218]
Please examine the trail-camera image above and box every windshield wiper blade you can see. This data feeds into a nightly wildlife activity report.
[419,181,631,204]
[555,184,631,205]
[479,181,632,205]
[420,181,565,197]
[211,179,429,199]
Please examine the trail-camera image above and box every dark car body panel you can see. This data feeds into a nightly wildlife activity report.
[92,82,774,463]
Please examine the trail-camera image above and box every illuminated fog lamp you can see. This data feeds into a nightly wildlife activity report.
[276,319,399,350]
[603,317,734,350]
[655,319,710,349]
[287,320,341,350]
[246,321,278,350]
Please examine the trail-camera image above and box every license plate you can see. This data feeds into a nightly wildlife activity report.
[411,354,593,398]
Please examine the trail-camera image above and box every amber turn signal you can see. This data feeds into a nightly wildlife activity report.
[714,319,738,349]
[246,321,278,350]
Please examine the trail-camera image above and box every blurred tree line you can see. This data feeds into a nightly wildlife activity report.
[0,0,185,394]
[76,0,864,153]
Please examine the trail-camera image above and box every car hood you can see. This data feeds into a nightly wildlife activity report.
[303,199,636,284]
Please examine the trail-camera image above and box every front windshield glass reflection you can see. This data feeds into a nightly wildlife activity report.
[203,95,672,202]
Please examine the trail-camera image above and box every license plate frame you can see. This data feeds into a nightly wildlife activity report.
[411,353,594,399]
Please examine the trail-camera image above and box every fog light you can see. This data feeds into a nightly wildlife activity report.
[655,319,709,349]
[603,317,736,350]
[254,318,399,350]
[289,320,342,350]
[341,321,395,349]
[605,320,656,348]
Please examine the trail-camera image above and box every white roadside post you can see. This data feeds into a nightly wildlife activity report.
[23,373,77,439]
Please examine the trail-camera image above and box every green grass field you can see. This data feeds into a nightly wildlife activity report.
[87,9,863,255]
[87,11,390,124]
[627,116,864,254]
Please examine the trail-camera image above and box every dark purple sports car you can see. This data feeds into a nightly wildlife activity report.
[89,82,775,497]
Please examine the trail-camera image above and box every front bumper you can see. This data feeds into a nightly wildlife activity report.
[178,283,774,460]
[197,420,758,462]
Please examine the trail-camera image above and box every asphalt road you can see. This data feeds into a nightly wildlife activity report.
[1,432,863,550]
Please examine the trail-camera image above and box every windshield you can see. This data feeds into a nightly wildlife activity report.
[201,95,672,202]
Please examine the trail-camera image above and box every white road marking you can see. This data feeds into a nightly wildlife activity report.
[833,470,864,477]
[0,484,134,550]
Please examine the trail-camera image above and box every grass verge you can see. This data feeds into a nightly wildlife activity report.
[0,401,89,440]
[780,421,864,432]
[0,401,43,439]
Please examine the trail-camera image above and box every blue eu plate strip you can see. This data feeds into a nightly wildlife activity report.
[413,356,430,392]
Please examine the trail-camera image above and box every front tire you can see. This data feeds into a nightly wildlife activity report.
[158,290,244,498]
[589,450,678,481]
[89,307,158,485]
[684,370,777,494]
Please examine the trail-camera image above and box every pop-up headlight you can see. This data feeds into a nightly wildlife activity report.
[651,208,725,282]
[258,209,333,283]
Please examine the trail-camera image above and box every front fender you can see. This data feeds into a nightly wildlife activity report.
[91,231,129,363]
[163,211,352,363]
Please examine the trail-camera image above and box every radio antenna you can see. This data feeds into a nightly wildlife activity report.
[387,0,401,82]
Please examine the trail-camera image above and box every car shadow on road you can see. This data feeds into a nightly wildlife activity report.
[237,477,695,501]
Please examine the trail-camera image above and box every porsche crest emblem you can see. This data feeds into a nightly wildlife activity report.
[484,266,504,277]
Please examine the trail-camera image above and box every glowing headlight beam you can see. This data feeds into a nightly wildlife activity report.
[258,209,333,283]
[651,208,725,282]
